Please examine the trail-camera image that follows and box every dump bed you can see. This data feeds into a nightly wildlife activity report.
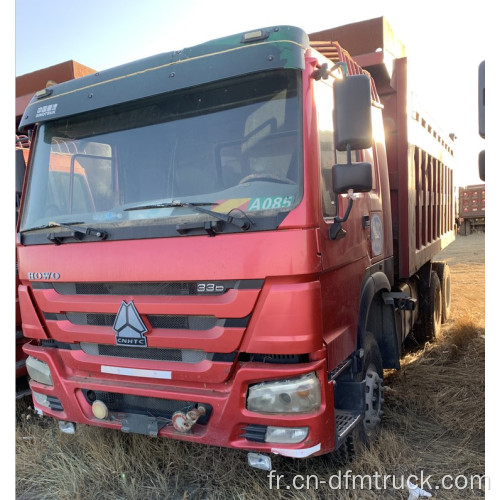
[310,17,455,279]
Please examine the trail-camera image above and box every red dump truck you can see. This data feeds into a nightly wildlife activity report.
[459,183,485,235]
[17,17,454,467]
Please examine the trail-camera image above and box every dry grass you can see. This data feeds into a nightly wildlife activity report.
[15,234,486,499]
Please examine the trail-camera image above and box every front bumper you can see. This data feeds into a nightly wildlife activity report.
[25,343,335,457]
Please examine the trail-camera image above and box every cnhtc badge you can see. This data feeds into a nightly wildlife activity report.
[113,301,148,347]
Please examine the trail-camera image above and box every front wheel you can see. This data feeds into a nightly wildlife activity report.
[336,332,384,461]
[358,332,384,442]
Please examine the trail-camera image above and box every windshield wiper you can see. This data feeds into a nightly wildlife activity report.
[21,221,83,233]
[125,200,254,234]
[21,221,108,245]
[125,201,215,211]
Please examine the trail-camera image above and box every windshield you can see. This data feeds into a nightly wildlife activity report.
[20,70,302,240]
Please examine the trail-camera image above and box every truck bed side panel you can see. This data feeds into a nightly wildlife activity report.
[376,57,455,278]
[309,18,455,279]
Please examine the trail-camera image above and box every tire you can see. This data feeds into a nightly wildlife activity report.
[337,332,384,460]
[413,270,442,343]
[433,261,451,323]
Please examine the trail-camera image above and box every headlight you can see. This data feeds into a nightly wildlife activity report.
[26,356,53,386]
[246,372,320,414]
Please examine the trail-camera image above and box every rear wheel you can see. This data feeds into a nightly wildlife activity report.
[433,261,451,323]
[413,270,442,343]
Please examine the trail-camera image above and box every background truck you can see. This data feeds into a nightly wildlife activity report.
[458,183,485,235]
[17,17,454,467]
[15,136,30,398]
[15,62,96,398]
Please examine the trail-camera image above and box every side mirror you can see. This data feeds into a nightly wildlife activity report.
[479,150,485,181]
[478,61,485,181]
[478,61,485,139]
[333,74,373,151]
[332,162,373,194]
[329,74,373,241]
[329,162,373,241]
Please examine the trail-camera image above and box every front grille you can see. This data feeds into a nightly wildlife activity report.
[148,315,218,330]
[80,343,212,363]
[56,282,200,296]
[83,389,212,424]
[65,312,220,330]
[240,353,307,364]
[39,279,264,296]
[66,312,116,327]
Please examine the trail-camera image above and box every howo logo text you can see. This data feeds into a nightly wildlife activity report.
[28,272,61,280]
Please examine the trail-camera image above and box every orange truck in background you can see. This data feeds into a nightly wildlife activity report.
[15,62,96,398]
[15,136,30,397]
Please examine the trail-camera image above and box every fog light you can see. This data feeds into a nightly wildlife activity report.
[26,356,53,386]
[32,391,50,408]
[247,452,272,471]
[92,400,109,420]
[265,426,309,444]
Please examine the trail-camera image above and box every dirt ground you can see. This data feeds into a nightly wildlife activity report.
[15,232,486,499]
[435,232,485,327]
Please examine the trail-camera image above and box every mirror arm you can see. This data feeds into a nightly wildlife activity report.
[312,62,348,81]
[336,190,354,223]
[329,190,354,241]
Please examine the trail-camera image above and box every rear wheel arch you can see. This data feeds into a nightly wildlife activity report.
[358,272,400,370]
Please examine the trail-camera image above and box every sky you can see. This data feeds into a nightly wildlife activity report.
[12,0,491,188]
[12,0,492,186]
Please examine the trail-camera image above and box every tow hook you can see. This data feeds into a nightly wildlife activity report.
[172,405,207,433]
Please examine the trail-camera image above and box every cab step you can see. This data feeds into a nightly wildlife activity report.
[334,409,362,449]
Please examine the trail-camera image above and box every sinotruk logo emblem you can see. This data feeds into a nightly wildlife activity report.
[113,301,148,347]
